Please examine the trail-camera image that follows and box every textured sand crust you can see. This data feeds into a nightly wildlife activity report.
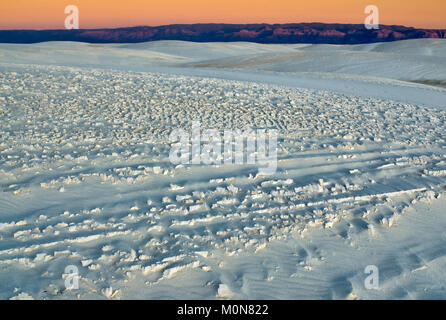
[0,40,446,299]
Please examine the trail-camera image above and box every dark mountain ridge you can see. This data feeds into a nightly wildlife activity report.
[1,23,445,44]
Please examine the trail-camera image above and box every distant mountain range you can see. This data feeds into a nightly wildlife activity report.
[1,23,445,44]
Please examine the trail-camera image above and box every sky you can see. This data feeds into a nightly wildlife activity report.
[0,0,445,30]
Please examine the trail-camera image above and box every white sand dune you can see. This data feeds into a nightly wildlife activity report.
[0,39,445,299]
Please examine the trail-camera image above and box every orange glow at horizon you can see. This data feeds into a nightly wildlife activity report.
[0,0,445,30]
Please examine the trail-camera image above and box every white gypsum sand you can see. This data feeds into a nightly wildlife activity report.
[0,39,445,299]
